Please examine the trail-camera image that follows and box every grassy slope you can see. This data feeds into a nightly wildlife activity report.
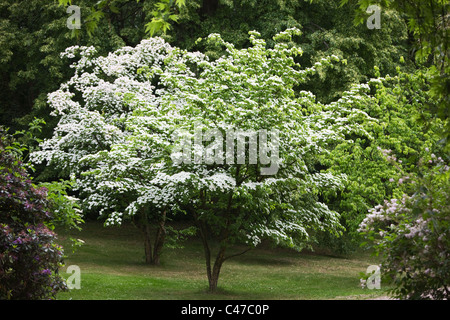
[56,222,390,300]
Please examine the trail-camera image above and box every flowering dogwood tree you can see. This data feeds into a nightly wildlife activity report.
[33,28,375,290]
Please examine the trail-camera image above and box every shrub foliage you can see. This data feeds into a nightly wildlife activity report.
[0,128,66,299]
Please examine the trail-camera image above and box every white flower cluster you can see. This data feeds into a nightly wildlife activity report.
[403,217,429,240]
[358,195,411,233]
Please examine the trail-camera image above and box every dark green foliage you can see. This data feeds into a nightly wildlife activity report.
[0,0,146,133]
[0,0,412,134]
[0,127,67,299]
[0,0,447,299]
[169,0,411,103]
[338,0,450,145]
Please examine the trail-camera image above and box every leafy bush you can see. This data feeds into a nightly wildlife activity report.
[359,148,450,299]
[0,127,67,299]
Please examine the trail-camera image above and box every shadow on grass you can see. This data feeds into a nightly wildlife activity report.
[57,222,386,300]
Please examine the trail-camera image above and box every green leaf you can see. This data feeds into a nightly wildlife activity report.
[168,14,179,22]
[58,0,72,6]
[110,5,120,14]
[175,0,186,7]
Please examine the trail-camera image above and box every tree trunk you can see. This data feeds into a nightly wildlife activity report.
[143,223,153,264]
[209,246,226,292]
[152,210,166,266]
[197,220,212,288]
[193,205,227,293]
[135,209,167,266]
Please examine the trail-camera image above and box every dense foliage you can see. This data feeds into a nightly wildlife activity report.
[318,68,446,253]
[338,0,449,142]
[1,0,412,133]
[359,149,449,299]
[0,128,66,299]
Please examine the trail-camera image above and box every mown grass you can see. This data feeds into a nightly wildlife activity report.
[56,222,390,300]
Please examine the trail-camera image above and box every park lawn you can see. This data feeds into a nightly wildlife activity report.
[56,221,390,300]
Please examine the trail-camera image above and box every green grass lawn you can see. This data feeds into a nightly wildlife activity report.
[56,222,390,300]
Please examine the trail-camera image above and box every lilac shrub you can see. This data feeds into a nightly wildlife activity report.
[359,148,450,299]
[0,128,66,299]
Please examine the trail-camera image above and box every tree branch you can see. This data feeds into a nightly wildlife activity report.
[223,247,251,262]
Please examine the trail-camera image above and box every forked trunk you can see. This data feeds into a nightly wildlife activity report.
[194,209,227,293]
[140,210,166,266]
[208,247,226,292]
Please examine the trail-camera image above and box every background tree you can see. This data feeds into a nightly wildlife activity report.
[317,69,446,253]
[0,0,72,132]
[338,0,449,145]
[0,0,148,135]
[1,0,412,132]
